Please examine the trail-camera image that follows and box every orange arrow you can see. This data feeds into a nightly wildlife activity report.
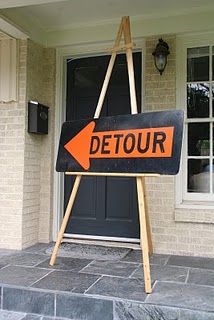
[64,121,174,170]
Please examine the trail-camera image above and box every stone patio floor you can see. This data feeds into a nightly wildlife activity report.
[0,243,213,319]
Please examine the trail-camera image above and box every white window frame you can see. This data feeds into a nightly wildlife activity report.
[176,33,214,206]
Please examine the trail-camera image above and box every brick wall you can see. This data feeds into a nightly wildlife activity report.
[0,40,27,249]
[0,39,55,249]
[145,36,214,257]
[38,48,56,243]
[23,40,56,248]
[23,40,43,247]
[144,37,175,112]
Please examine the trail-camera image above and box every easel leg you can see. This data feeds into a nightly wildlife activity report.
[50,19,125,266]
[141,178,153,256]
[123,16,152,292]
[50,175,81,266]
[123,16,138,115]
[136,177,152,294]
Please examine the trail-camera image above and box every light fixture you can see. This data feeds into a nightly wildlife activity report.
[152,38,170,75]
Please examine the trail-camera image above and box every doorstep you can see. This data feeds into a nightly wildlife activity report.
[0,243,213,320]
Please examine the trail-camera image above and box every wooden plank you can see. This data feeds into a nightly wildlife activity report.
[94,19,124,119]
[123,16,138,115]
[123,17,152,292]
[141,177,153,255]
[107,42,135,53]
[65,172,159,178]
[50,175,81,266]
[136,176,152,293]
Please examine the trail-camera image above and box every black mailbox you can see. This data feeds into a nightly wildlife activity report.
[28,101,49,134]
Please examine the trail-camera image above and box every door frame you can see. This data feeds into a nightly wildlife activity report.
[53,38,145,241]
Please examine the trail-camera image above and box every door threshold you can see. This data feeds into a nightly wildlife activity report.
[63,233,141,250]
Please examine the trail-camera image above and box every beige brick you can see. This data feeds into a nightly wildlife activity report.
[144,35,214,257]
[0,39,55,250]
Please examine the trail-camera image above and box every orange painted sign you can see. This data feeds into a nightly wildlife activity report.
[64,121,174,170]
[56,111,184,175]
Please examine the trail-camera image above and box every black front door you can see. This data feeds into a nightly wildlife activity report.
[65,53,141,239]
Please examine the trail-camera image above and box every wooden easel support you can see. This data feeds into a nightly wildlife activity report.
[137,177,151,293]
[50,15,124,267]
[50,16,153,294]
[50,176,81,265]
[143,178,153,255]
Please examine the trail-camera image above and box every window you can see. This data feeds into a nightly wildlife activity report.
[184,44,214,201]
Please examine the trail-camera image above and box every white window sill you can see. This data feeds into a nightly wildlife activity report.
[175,201,214,210]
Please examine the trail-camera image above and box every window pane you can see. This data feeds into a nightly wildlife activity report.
[213,46,214,80]
[212,159,214,193]
[187,47,209,82]
[110,64,128,89]
[187,83,209,118]
[74,66,102,89]
[188,123,210,156]
[188,159,210,193]
[212,85,214,117]
[213,124,214,156]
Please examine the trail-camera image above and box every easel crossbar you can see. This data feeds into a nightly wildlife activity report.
[65,172,159,178]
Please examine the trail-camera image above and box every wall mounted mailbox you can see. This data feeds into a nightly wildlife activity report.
[28,101,49,134]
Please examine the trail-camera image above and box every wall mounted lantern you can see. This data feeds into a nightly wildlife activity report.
[152,38,170,75]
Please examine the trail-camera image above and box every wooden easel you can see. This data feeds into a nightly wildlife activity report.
[50,16,153,294]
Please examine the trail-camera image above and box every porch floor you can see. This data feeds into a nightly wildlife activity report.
[0,243,213,319]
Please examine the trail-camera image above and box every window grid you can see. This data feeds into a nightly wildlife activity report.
[209,46,213,194]
[186,45,213,195]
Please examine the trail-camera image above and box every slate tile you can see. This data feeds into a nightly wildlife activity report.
[86,276,147,302]
[56,293,113,320]
[32,270,100,293]
[3,287,54,316]
[0,310,26,320]
[167,255,214,270]
[146,282,214,312]
[0,265,7,270]
[131,264,188,283]
[42,318,71,320]
[0,253,48,267]
[23,244,51,254]
[122,250,169,265]
[0,250,18,258]
[188,268,214,287]
[42,318,67,320]
[80,260,139,277]
[0,266,51,286]
[36,257,91,272]
[179,309,214,320]
[114,301,180,320]
[22,317,67,320]
[21,315,41,320]
[121,250,144,263]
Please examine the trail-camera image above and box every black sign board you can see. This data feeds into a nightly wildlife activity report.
[56,110,184,175]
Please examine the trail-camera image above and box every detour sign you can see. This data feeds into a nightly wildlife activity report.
[56,110,184,175]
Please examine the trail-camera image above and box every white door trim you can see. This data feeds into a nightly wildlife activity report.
[64,233,140,243]
[52,38,145,241]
